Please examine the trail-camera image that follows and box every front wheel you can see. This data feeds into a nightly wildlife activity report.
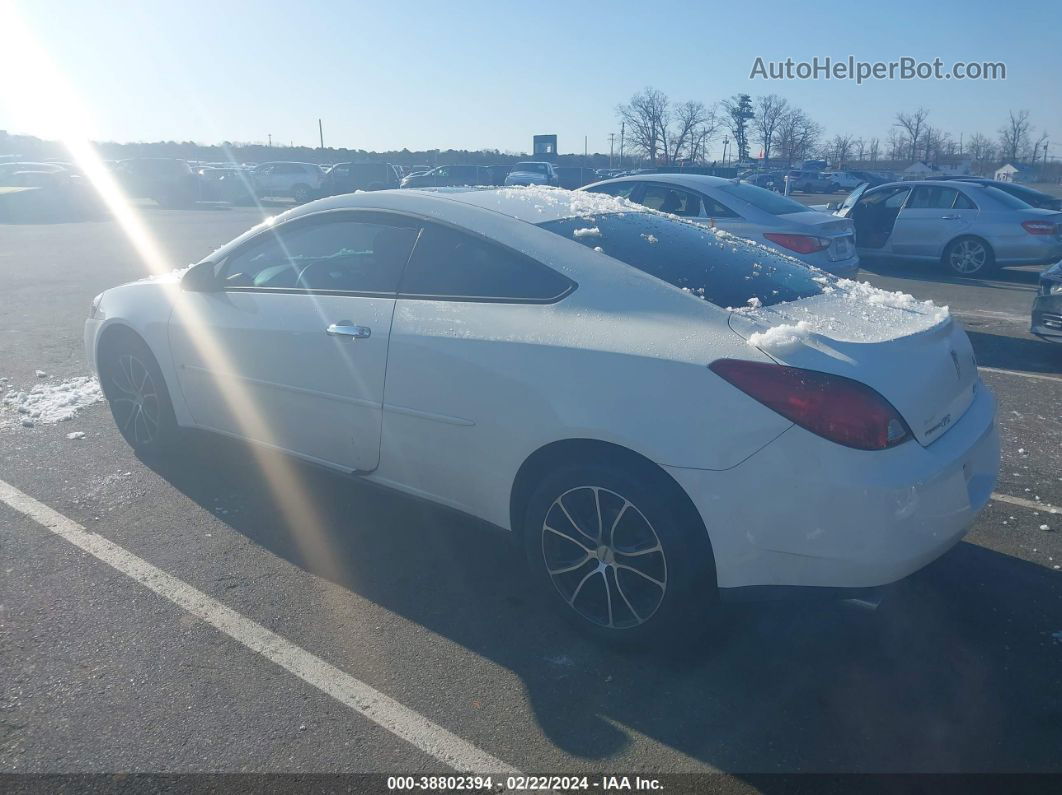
[943,236,995,277]
[98,333,179,455]
[523,461,716,647]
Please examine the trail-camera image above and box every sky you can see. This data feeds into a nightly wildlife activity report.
[2,0,1060,160]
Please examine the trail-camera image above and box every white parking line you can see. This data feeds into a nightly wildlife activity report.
[992,492,1061,515]
[0,478,520,776]
[979,366,1062,384]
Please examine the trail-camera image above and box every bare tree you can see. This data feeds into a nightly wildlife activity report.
[753,94,788,165]
[775,107,822,167]
[853,137,866,162]
[894,106,930,162]
[666,100,711,164]
[616,87,670,165]
[830,134,855,168]
[686,106,720,164]
[867,137,880,163]
[998,110,1031,163]
[966,133,996,174]
[886,129,906,160]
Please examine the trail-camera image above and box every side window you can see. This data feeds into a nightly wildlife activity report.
[883,188,912,209]
[701,194,739,219]
[640,185,702,217]
[953,191,977,210]
[907,186,960,209]
[400,224,572,301]
[585,182,638,199]
[220,218,418,293]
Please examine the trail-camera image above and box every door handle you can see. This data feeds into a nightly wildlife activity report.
[940,214,960,220]
[326,321,371,340]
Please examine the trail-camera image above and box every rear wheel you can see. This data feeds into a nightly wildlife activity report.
[523,460,716,647]
[943,236,995,276]
[98,332,178,455]
[291,183,312,203]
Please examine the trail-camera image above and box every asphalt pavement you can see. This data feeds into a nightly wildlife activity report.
[1,203,1060,783]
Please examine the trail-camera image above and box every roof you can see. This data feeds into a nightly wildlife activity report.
[585,173,733,191]
[284,186,642,226]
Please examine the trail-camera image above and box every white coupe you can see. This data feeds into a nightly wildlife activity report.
[86,187,1000,645]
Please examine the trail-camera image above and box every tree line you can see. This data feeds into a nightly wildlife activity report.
[616,87,1054,175]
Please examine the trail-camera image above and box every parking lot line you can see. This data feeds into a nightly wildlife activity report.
[991,492,1061,515]
[0,477,521,776]
[978,366,1062,384]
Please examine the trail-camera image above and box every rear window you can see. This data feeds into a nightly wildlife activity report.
[716,182,808,215]
[537,213,825,309]
[981,186,1033,209]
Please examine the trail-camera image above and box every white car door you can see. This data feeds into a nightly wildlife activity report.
[169,212,419,471]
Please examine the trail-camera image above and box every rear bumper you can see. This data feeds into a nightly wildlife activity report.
[995,238,1062,266]
[666,382,999,592]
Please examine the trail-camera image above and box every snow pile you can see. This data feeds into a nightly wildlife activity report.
[573,226,601,238]
[67,431,87,440]
[641,233,658,244]
[2,376,104,427]
[747,321,812,353]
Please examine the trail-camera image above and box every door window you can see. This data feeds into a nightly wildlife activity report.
[907,186,961,209]
[399,224,573,301]
[220,217,418,293]
[639,185,702,217]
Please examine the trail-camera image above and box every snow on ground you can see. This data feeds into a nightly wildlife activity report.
[747,321,813,354]
[1,375,104,428]
[572,226,601,238]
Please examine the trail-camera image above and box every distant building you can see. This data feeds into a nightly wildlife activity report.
[532,135,558,162]
[995,163,1038,182]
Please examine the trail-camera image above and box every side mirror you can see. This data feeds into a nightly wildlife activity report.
[181,261,221,292]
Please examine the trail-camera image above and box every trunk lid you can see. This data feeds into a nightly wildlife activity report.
[728,282,978,446]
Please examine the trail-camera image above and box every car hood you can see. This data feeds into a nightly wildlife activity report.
[728,279,979,446]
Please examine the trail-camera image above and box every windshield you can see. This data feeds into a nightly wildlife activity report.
[513,162,547,175]
[537,212,826,309]
[716,182,809,215]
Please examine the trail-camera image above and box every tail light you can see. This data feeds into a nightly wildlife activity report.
[1022,220,1057,236]
[763,232,831,254]
[709,359,912,451]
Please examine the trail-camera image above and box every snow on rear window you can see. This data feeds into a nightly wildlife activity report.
[537,212,825,309]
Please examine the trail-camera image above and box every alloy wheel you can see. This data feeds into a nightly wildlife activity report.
[108,353,161,446]
[949,239,987,274]
[541,486,667,629]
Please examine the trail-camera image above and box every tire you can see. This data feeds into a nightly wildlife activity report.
[291,183,312,203]
[943,235,996,277]
[523,459,717,647]
[98,331,179,455]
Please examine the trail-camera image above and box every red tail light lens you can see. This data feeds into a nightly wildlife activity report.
[1022,220,1057,236]
[709,359,912,451]
[763,232,830,254]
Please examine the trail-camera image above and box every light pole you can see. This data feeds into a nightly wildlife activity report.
[722,137,729,167]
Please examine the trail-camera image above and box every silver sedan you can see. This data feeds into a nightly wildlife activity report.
[835,180,1062,277]
[580,174,859,276]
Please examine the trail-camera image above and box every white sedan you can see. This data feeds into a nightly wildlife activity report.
[85,187,1000,645]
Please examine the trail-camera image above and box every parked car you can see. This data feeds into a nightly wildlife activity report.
[742,171,785,191]
[115,158,201,207]
[785,170,840,193]
[85,187,1000,645]
[486,164,512,186]
[942,178,1062,211]
[555,166,599,190]
[196,166,256,204]
[824,171,864,190]
[320,162,402,195]
[582,174,858,275]
[834,181,1062,276]
[503,161,558,186]
[251,162,325,203]
[0,161,70,185]
[399,165,492,188]
[1031,260,1062,343]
